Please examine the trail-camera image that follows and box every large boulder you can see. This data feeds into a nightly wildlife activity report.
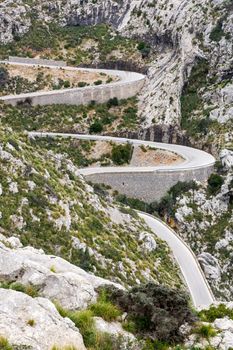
[198,252,221,280]
[0,236,123,310]
[0,289,86,350]
[220,149,233,170]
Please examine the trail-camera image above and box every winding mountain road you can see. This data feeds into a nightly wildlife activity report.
[29,132,215,308]
[1,59,216,308]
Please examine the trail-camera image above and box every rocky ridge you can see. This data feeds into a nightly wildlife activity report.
[173,151,233,300]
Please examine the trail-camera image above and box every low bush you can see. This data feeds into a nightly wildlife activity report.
[0,337,13,350]
[89,120,103,133]
[193,324,217,338]
[209,20,225,42]
[107,97,119,108]
[94,80,102,86]
[0,66,9,88]
[54,302,123,350]
[115,180,198,219]
[180,58,209,136]
[142,339,170,350]
[78,81,87,87]
[151,181,198,217]
[137,41,151,58]
[111,143,133,165]
[90,290,122,322]
[198,303,233,322]
[115,194,151,212]
[51,346,78,350]
[104,283,195,343]
[208,173,224,195]
[0,281,39,298]
[69,310,96,347]
[27,319,36,327]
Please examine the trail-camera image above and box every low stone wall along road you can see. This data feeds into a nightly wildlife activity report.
[0,59,145,106]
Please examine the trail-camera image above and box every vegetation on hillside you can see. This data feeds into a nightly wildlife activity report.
[181,58,211,137]
[104,283,195,343]
[0,126,182,288]
[0,97,140,133]
[0,22,147,66]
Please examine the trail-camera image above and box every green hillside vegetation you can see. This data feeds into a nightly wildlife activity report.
[0,97,140,133]
[0,23,145,66]
[0,126,182,288]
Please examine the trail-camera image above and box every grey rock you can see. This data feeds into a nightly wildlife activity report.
[139,232,157,252]
[0,239,123,311]
[220,149,233,170]
[0,289,86,350]
[198,252,221,280]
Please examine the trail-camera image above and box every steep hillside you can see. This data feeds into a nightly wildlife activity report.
[0,126,182,288]
[173,159,233,301]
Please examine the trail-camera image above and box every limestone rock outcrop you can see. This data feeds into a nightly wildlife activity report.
[0,235,122,311]
[0,289,86,350]
[173,164,233,300]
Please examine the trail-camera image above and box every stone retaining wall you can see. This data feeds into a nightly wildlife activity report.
[85,166,214,202]
[1,79,145,107]
[1,59,145,106]
[9,56,67,67]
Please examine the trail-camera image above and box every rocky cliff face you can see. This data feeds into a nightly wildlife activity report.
[0,0,232,149]
[173,152,233,300]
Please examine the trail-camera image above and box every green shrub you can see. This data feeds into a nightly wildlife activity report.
[209,20,225,42]
[104,283,195,343]
[193,324,217,338]
[122,320,137,333]
[90,289,122,322]
[107,97,119,108]
[63,80,70,88]
[199,304,233,322]
[0,337,13,350]
[181,58,209,135]
[78,81,87,87]
[94,80,102,86]
[137,41,151,58]
[111,143,133,165]
[0,281,39,298]
[56,308,97,348]
[27,319,36,327]
[115,194,151,212]
[208,173,224,194]
[70,310,94,331]
[90,300,121,322]
[57,307,121,349]
[54,302,69,318]
[0,66,9,88]
[151,181,198,217]
[51,346,78,350]
[89,121,103,133]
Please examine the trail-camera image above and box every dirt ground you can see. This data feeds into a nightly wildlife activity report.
[4,64,116,90]
[87,142,184,167]
[130,145,184,166]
